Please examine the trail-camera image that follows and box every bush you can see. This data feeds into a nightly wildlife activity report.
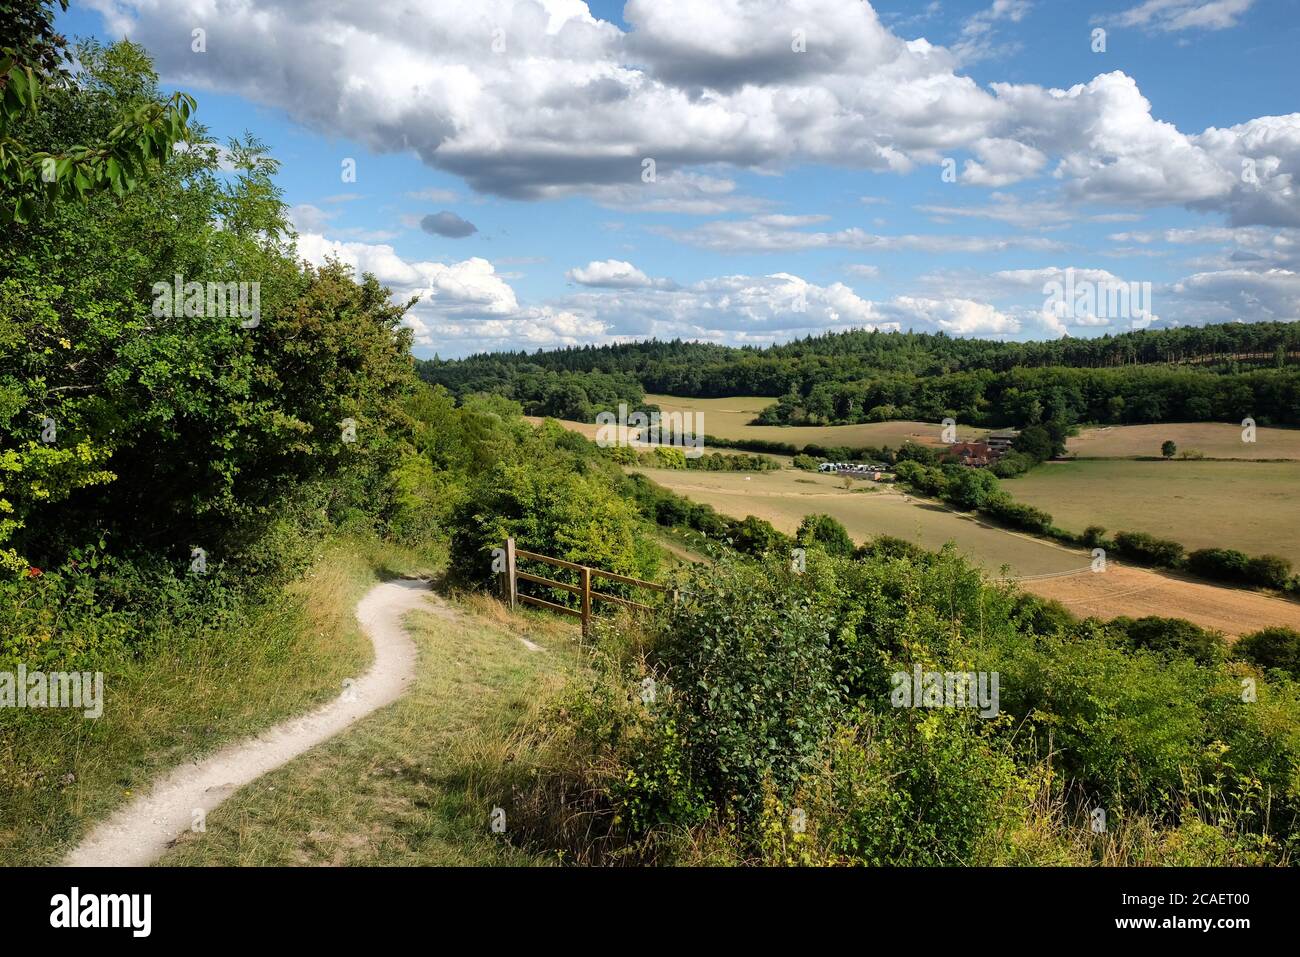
[729,516,788,558]
[1235,627,1300,679]
[796,514,855,557]
[1187,547,1251,583]
[1113,530,1185,568]
[792,454,819,471]
[1114,616,1227,666]
[813,711,1030,866]
[981,496,1054,534]
[650,559,840,823]
[1082,525,1108,548]
[1247,554,1293,590]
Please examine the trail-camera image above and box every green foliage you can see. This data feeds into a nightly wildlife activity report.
[445,417,659,591]
[1235,627,1300,679]
[1161,439,1178,458]
[650,559,839,824]
[1113,530,1185,568]
[1,18,198,223]
[1112,616,1228,666]
[815,711,1031,865]
[796,513,855,557]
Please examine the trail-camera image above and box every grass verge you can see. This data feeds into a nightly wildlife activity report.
[0,535,438,866]
[155,595,585,866]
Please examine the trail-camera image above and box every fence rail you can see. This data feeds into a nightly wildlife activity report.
[499,538,673,636]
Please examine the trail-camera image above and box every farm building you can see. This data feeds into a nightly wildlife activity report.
[986,429,1020,457]
[943,441,994,467]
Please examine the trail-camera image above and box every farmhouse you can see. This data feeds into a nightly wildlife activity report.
[944,441,993,467]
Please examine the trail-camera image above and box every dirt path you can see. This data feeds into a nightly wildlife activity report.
[65,578,434,867]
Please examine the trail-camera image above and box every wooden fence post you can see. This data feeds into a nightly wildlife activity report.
[580,565,592,639]
[504,537,517,611]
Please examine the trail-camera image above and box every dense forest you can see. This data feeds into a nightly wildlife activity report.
[419,325,1300,429]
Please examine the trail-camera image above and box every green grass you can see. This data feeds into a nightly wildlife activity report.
[1007,459,1300,567]
[156,595,585,866]
[0,535,438,866]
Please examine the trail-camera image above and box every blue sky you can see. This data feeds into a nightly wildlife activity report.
[69,0,1300,357]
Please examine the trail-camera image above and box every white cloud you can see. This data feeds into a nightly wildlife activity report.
[95,1,1298,227]
[882,295,1019,334]
[654,215,1066,253]
[294,231,603,350]
[1106,0,1255,32]
[567,259,663,288]
[961,137,1047,187]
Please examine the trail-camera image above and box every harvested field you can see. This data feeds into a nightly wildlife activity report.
[1008,459,1300,567]
[635,466,1300,637]
[1068,422,1300,459]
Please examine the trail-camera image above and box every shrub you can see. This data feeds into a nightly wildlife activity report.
[1113,530,1185,568]
[729,516,788,557]
[1235,627,1300,679]
[1115,616,1228,666]
[1082,525,1108,548]
[1187,547,1251,583]
[650,560,839,823]
[1247,554,1293,590]
[813,711,1030,866]
[981,497,1054,534]
[796,513,855,557]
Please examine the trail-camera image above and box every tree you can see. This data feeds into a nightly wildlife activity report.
[1161,440,1177,459]
[1235,626,1300,679]
[796,513,854,557]
[1,6,197,222]
[2,42,415,571]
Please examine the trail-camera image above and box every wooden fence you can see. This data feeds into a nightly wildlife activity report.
[498,537,673,637]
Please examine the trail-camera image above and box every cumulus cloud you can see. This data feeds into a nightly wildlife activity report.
[881,296,1019,334]
[90,1,1299,227]
[420,211,479,238]
[566,259,668,288]
[294,232,603,350]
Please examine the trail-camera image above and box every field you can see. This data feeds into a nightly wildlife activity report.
[643,394,986,449]
[633,466,1300,636]
[1008,459,1300,567]
[634,466,1082,576]
[1068,422,1300,459]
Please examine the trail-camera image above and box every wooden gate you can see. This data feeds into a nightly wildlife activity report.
[498,537,673,637]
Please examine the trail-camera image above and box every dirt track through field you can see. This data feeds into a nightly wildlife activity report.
[64,579,437,867]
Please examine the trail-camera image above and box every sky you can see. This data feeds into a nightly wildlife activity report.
[65,0,1300,358]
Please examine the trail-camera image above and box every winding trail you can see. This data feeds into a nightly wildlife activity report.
[65,578,433,867]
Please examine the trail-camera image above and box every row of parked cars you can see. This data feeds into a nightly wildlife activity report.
[817,462,890,474]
